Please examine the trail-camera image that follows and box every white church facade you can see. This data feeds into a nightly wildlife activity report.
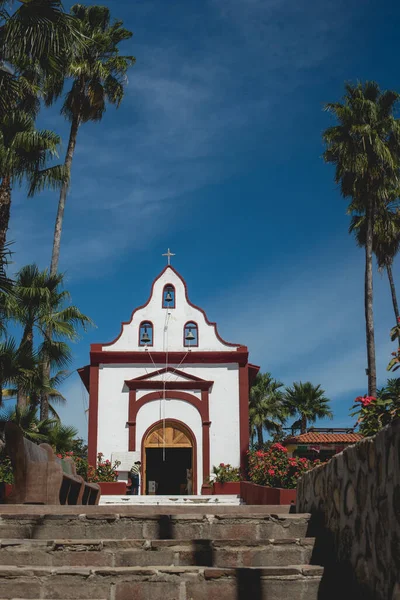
[79,260,259,494]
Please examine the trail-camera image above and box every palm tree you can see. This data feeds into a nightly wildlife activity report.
[284,382,332,434]
[0,110,67,249]
[5,265,92,414]
[323,82,400,397]
[249,372,287,446]
[46,422,78,454]
[350,202,400,322]
[0,0,84,117]
[45,4,135,275]
[0,404,52,444]
[36,270,93,420]
[0,337,35,407]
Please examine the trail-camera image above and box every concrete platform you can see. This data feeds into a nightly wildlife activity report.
[99,494,242,506]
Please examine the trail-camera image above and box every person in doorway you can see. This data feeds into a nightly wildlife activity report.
[128,461,141,495]
[186,468,193,495]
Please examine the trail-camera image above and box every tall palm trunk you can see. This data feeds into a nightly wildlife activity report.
[0,176,11,250]
[50,114,80,276]
[386,263,399,323]
[300,415,307,434]
[17,324,33,409]
[365,198,377,397]
[42,115,80,421]
[40,360,50,421]
[256,425,263,447]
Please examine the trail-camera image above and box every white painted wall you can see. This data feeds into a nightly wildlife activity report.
[96,362,241,491]
[135,400,203,494]
[102,267,240,352]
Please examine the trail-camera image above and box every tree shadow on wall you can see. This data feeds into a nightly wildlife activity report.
[307,512,374,600]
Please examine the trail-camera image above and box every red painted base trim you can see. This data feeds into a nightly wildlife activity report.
[213,481,241,495]
[240,482,297,506]
[98,482,127,495]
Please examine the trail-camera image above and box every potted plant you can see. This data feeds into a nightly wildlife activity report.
[212,463,241,495]
[89,453,126,495]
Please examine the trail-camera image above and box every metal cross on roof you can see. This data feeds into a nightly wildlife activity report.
[162,248,175,265]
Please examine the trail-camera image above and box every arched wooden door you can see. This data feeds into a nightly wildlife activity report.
[142,419,196,495]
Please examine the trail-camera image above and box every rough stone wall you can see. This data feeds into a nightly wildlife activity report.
[296,418,400,600]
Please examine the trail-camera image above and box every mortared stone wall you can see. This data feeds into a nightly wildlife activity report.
[296,418,400,600]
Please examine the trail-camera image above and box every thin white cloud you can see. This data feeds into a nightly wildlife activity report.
[8,0,355,275]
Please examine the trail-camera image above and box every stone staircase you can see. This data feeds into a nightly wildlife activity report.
[0,507,324,599]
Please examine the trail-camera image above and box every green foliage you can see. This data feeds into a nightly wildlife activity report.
[388,324,400,372]
[212,463,241,484]
[46,4,135,123]
[349,204,400,272]
[0,453,13,483]
[247,443,321,489]
[284,382,332,434]
[249,372,287,446]
[350,379,400,436]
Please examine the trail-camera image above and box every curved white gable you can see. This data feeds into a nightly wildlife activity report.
[103,266,241,352]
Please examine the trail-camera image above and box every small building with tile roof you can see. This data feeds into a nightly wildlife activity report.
[283,428,363,461]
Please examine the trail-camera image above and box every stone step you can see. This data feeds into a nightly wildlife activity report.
[99,494,243,506]
[0,537,315,568]
[0,513,311,541]
[0,504,293,515]
[0,565,324,599]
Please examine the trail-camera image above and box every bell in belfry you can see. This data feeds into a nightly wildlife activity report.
[165,291,173,303]
[185,328,195,341]
[141,328,151,344]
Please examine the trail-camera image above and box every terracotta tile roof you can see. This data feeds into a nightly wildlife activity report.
[283,433,363,444]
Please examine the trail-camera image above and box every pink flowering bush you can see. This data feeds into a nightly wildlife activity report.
[90,453,121,483]
[212,463,241,483]
[350,385,400,437]
[247,443,320,489]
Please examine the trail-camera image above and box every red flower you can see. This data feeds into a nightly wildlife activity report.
[268,469,275,476]
[220,463,225,467]
[397,317,400,323]
[271,443,288,453]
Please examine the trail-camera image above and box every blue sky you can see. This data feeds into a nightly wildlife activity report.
[7,0,400,440]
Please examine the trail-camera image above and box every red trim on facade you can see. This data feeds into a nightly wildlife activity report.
[141,419,197,495]
[100,265,244,349]
[183,321,199,348]
[239,363,250,472]
[138,321,154,347]
[90,349,249,366]
[127,367,210,383]
[128,390,209,425]
[87,365,99,466]
[162,283,176,309]
[128,389,137,451]
[77,365,90,393]
[201,390,211,482]
[126,380,213,391]
[127,389,210,483]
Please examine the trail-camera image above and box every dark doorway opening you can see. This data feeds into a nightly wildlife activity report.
[145,447,192,495]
